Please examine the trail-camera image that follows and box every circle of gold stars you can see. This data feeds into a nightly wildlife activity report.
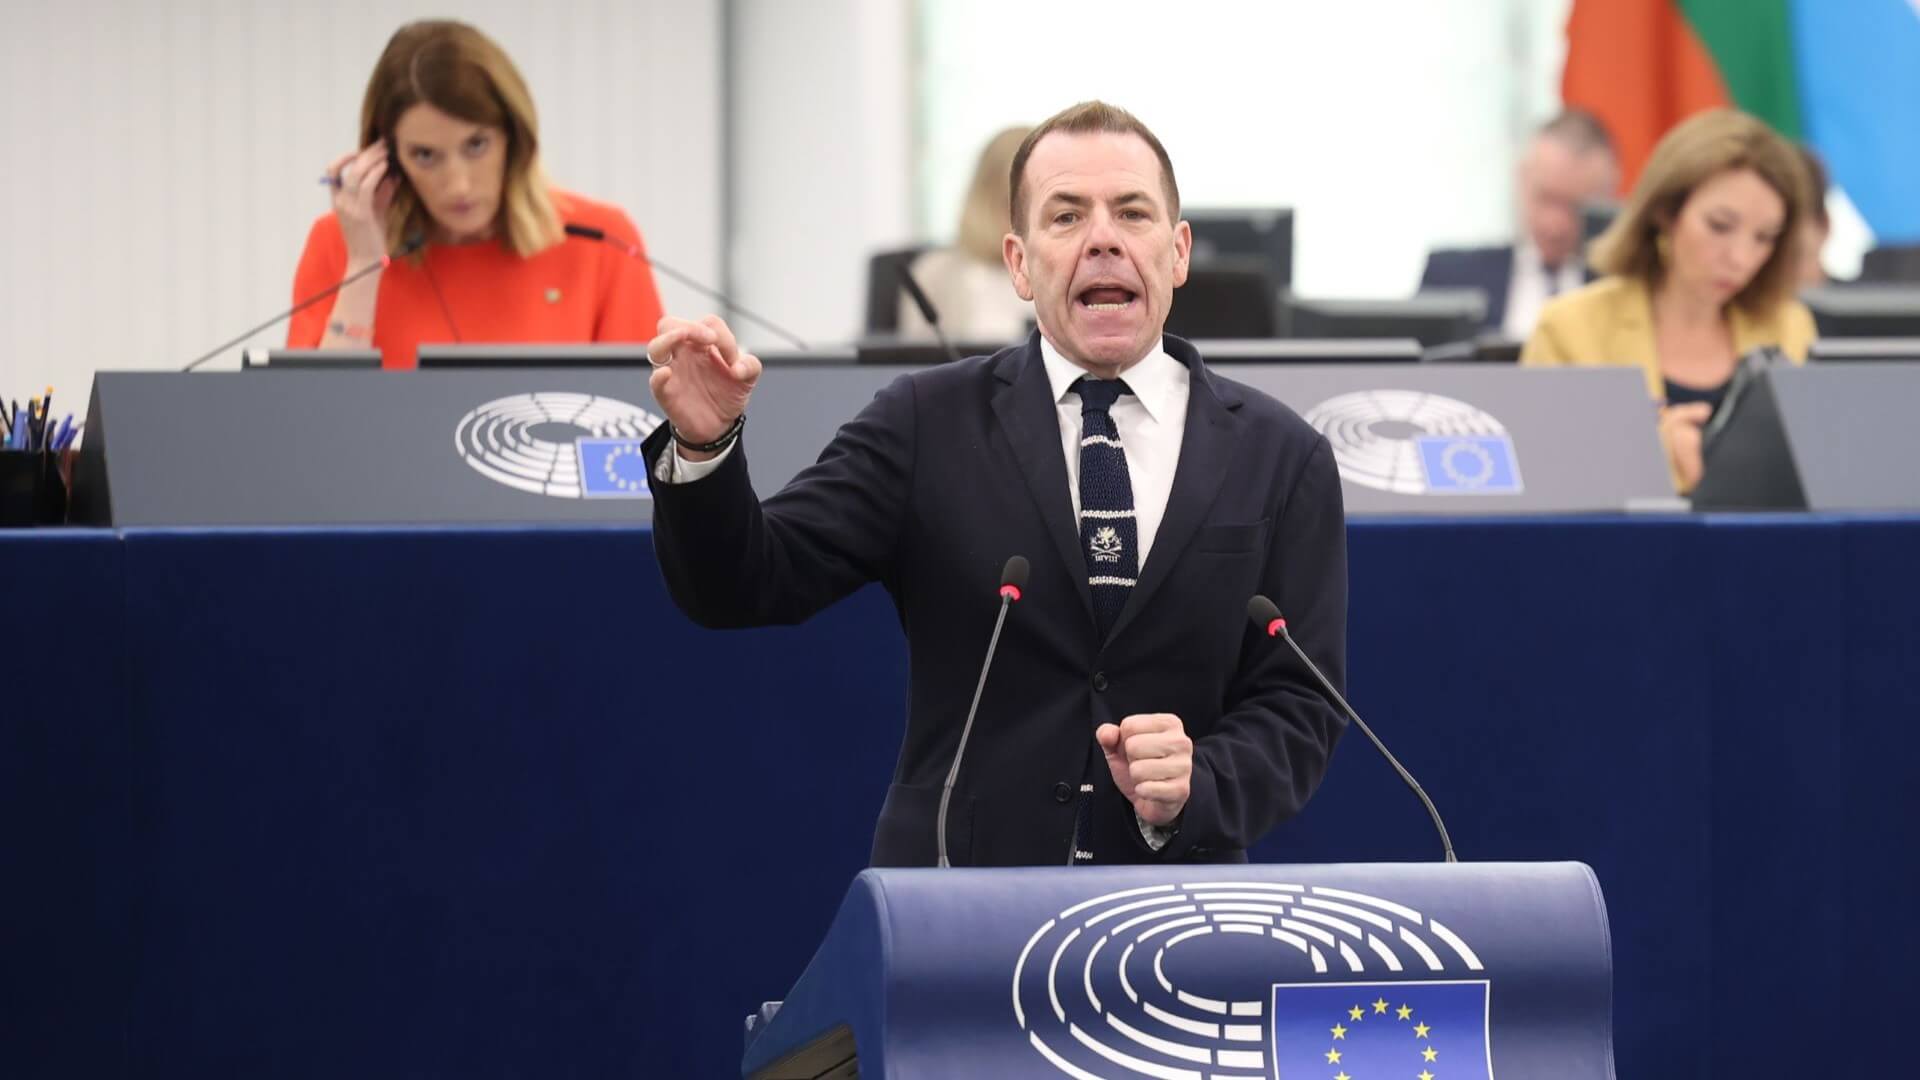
[1324,996,1437,1079]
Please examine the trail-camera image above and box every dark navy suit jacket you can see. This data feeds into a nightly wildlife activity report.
[643,333,1348,867]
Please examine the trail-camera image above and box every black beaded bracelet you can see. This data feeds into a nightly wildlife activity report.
[670,413,745,454]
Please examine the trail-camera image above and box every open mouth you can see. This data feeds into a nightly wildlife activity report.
[1077,285,1138,312]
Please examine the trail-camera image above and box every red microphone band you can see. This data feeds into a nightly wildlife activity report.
[999,585,1023,602]
[1266,617,1286,637]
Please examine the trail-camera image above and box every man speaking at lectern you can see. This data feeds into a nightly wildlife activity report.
[643,102,1347,867]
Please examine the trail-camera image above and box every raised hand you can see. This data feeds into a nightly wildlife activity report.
[326,141,402,268]
[647,315,762,460]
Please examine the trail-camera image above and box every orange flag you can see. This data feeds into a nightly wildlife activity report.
[1561,0,1732,195]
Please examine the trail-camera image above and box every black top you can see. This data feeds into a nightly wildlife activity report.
[1664,376,1731,413]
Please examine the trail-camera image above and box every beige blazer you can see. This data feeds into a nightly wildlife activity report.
[1521,275,1816,396]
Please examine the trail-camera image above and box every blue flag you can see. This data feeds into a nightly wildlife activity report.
[1416,435,1522,495]
[1269,980,1492,1079]
[1793,1,1920,245]
[576,438,652,499]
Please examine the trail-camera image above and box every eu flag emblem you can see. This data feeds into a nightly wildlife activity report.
[1416,435,1523,494]
[577,438,651,499]
[1270,980,1492,1079]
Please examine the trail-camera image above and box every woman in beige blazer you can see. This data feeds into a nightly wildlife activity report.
[1523,110,1818,494]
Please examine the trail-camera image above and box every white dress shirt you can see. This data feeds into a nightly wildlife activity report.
[1502,240,1586,341]
[1040,334,1190,570]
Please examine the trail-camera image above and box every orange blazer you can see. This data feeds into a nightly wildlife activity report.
[287,189,664,369]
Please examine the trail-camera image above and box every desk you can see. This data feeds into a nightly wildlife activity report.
[4,517,1916,1077]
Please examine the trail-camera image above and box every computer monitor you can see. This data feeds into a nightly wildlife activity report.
[1185,208,1294,288]
[1167,258,1280,339]
[1192,338,1420,364]
[1808,338,1920,363]
[1283,291,1485,347]
[1580,202,1619,248]
[1802,285,1920,337]
[241,348,380,370]
[416,344,653,368]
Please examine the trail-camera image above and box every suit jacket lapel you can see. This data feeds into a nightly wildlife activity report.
[1106,337,1241,643]
[990,336,1095,628]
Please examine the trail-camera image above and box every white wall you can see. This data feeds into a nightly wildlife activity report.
[0,0,722,404]
[914,0,1575,301]
[727,0,914,352]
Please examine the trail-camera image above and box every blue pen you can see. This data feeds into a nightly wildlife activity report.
[52,414,73,451]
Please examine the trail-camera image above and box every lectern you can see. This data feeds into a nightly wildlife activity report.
[743,862,1612,1079]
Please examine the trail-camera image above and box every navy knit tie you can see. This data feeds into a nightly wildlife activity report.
[1073,376,1138,638]
[1068,376,1136,866]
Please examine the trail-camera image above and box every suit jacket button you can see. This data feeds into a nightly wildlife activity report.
[1053,781,1074,803]
[1092,671,1109,691]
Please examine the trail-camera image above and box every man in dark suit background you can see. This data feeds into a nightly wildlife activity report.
[1422,109,1617,339]
[641,101,1346,868]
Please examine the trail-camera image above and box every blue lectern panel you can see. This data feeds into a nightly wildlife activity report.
[745,863,1612,1079]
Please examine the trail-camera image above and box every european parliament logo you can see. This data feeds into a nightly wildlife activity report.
[1270,980,1492,1080]
[1012,881,1493,1080]
[454,392,662,499]
[1303,390,1525,496]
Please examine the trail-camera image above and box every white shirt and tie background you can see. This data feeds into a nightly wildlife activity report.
[1502,239,1586,341]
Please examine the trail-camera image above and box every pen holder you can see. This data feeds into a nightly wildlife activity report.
[0,450,67,527]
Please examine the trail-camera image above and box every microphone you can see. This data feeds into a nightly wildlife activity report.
[1247,595,1457,863]
[937,555,1029,868]
[561,223,809,351]
[897,263,961,364]
[181,236,425,371]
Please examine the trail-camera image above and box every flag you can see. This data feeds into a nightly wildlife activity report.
[1269,980,1493,1080]
[1563,0,1920,243]
[1416,435,1523,495]
[577,438,651,498]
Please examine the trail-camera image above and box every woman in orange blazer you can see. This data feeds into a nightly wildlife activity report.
[1522,110,1817,494]
[288,20,663,369]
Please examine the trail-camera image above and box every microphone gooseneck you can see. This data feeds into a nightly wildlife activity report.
[897,264,961,364]
[937,556,1030,868]
[181,235,426,372]
[1247,595,1457,863]
[563,223,809,351]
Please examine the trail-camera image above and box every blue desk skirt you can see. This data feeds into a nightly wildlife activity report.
[4,516,1916,1078]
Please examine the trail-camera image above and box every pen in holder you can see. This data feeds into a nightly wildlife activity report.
[0,449,69,526]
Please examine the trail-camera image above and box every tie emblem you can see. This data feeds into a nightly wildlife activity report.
[1089,526,1123,563]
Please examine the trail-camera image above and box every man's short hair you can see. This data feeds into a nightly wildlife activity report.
[1537,108,1618,162]
[1008,101,1180,235]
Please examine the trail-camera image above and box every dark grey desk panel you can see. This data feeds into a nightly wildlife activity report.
[1229,364,1673,514]
[79,368,916,527]
[79,364,1670,525]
